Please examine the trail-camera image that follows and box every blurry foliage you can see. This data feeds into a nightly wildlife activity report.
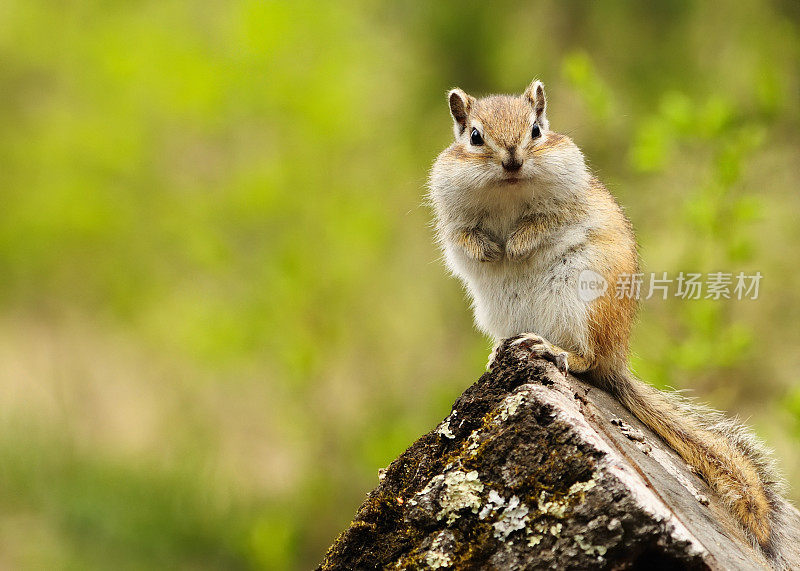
[562,51,613,123]
[629,90,768,387]
[0,1,798,569]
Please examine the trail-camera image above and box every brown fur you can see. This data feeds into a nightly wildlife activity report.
[471,96,533,148]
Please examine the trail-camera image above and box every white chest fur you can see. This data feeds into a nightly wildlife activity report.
[444,215,595,355]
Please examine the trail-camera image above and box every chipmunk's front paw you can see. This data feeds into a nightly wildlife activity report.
[510,333,568,374]
[504,234,535,261]
[505,221,541,261]
[458,228,503,262]
[477,238,504,262]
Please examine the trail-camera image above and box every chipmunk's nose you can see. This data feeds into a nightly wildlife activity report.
[502,146,523,172]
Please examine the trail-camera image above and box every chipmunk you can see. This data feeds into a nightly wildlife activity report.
[428,79,790,566]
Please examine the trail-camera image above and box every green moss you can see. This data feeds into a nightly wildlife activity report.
[320,360,605,569]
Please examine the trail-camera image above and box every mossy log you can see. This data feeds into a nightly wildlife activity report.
[319,340,800,570]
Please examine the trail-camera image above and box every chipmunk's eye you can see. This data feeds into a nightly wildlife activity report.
[531,123,541,139]
[470,127,484,146]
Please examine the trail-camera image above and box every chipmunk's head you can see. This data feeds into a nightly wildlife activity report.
[430,79,588,201]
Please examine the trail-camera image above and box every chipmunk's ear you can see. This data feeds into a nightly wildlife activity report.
[523,79,549,130]
[447,88,474,137]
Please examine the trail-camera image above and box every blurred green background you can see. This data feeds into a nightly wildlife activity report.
[1,1,799,568]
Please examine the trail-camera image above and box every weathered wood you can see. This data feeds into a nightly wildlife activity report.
[319,341,800,570]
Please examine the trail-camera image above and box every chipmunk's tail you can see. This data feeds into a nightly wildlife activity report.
[603,369,789,568]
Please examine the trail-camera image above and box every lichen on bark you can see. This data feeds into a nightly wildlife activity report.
[318,341,800,570]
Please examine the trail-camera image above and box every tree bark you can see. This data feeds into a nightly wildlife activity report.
[318,340,800,570]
